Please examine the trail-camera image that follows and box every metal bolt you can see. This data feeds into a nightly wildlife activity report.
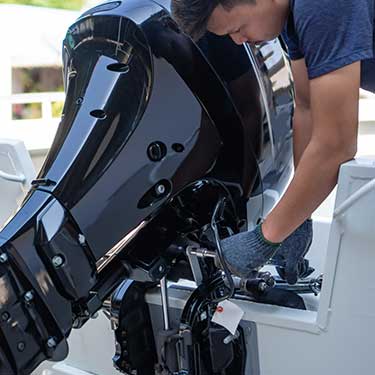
[78,234,86,245]
[47,337,57,348]
[24,291,34,302]
[155,184,166,195]
[76,97,84,105]
[91,312,99,319]
[17,342,25,352]
[1,312,10,322]
[0,253,8,263]
[52,255,64,268]
[223,335,233,345]
[158,264,165,273]
[223,330,240,345]
[200,311,207,321]
[258,281,268,292]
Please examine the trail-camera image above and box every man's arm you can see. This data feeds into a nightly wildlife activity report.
[290,58,313,168]
[262,61,360,242]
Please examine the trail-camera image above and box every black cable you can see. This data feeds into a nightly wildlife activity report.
[210,197,235,302]
[199,178,239,225]
[160,341,175,375]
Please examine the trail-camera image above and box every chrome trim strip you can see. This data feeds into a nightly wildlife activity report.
[244,43,275,160]
[97,220,147,271]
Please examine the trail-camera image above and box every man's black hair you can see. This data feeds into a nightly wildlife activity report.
[171,0,255,40]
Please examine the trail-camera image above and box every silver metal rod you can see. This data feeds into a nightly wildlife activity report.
[0,170,25,183]
[244,43,275,160]
[334,178,375,217]
[160,277,170,330]
[189,248,217,259]
[186,246,204,285]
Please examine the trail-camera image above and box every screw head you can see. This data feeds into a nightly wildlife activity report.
[147,142,167,162]
[158,264,165,273]
[1,312,10,322]
[52,255,64,268]
[78,234,86,245]
[155,184,166,195]
[24,291,34,302]
[0,253,8,263]
[76,97,84,105]
[17,342,25,352]
[47,337,57,348]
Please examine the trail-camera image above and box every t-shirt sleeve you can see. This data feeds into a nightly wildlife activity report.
[294,0,374,79]
[282,12,304,61]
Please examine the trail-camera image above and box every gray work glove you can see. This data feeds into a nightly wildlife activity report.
[270,219,314,284]
[220,224,281,278]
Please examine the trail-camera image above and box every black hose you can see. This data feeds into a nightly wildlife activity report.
[210,197,235,302]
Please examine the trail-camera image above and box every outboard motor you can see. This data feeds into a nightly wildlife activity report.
[0,0,302,374]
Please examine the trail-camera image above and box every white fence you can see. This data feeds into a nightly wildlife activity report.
[6,92,65,121]
[0,91,65,151]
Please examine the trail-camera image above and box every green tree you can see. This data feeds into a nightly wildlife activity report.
[0,0,85,10]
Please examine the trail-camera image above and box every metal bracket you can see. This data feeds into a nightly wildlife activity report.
[186,246,217,285]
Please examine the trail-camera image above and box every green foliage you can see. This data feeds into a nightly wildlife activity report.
[0,0,85,10]
[52,101,64,118]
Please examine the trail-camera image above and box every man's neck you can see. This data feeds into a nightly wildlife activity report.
[273,0,294,12]
[274,0,292,19]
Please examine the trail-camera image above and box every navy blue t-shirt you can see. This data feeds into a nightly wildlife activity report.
[283,0,375,92]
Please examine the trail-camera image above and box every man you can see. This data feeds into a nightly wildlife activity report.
[172,0,375,283]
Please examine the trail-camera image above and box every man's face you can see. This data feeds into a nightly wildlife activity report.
[207,0,289,45]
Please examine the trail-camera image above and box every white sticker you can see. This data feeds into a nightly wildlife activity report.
[212,299,244,335]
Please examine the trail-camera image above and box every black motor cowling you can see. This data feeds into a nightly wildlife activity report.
[0,1,266,373]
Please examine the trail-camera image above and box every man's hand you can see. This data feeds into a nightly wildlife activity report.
[221,224,280,278]
[271,219,314,284]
